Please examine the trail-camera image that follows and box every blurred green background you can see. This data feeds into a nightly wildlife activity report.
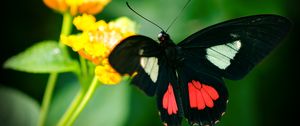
[1,0,299,126]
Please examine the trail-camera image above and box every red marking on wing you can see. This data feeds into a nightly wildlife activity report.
[201,88,214,108]
[196,87,205,110]
[188,82,197,108]
[203,84,219,100]
[162,83,178,115]
[188,80,220,110]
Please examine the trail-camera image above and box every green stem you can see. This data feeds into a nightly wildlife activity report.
[78,56,89,90]
[79,56,88,80]
[38,72,58,126]
[38,12,73,126]
[66,76,99,126]
[60,12,73,37]
[59,12,73,53]
[56,90,86,126]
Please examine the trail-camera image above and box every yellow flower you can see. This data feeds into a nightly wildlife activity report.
[95,59,122,84]
[61,14,136,84]
[43,0,110,15]
[61,33,89,51]
[73,14,98,31]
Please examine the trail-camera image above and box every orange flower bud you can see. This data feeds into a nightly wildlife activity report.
[43,0,111,15]
[43,0,68,13]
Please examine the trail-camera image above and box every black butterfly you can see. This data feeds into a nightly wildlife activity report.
[108,14,291,126]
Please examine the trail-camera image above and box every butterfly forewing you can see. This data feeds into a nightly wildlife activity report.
[178,14,291,80]
[109,35,161,96]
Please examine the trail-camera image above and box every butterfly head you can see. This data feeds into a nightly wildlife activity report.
[158,31,170,43]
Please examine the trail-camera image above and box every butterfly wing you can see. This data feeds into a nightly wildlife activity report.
[178,14,291,80]
[176,59,228,125]
[109,35,161,96]
[175,14,290,125]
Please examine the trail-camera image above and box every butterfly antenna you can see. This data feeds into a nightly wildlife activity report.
[166,0,192,32]
[126,2,165,32]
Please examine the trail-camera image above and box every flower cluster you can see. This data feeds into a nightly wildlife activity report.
[61,14,136,84]
[43,0,110,15]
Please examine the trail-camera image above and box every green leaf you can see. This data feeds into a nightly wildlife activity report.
[47,80,130,126]
[0,85,40,126]
[3,41,79,73]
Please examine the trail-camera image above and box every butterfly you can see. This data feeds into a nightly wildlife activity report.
[108,14,291,126]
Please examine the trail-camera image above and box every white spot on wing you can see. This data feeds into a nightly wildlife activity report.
[140,57,159,82]
[230,33,239,38]
[139,49,144,55]
[206,40,241,69]
[175,70,179,78]
[140,57,148,68]
[221,112,226,116]
[228,40,241,50]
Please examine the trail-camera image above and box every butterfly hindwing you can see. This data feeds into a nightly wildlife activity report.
[177,57,228,125]
[156,58,183,126]
[178,14,291,80]
[109,35,161,96]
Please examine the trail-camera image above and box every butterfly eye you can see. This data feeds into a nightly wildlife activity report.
[158,33,163,39]
[158,31,170,42]
[158,33,165,42]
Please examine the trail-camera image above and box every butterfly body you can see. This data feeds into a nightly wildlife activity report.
[109,15,291,126]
